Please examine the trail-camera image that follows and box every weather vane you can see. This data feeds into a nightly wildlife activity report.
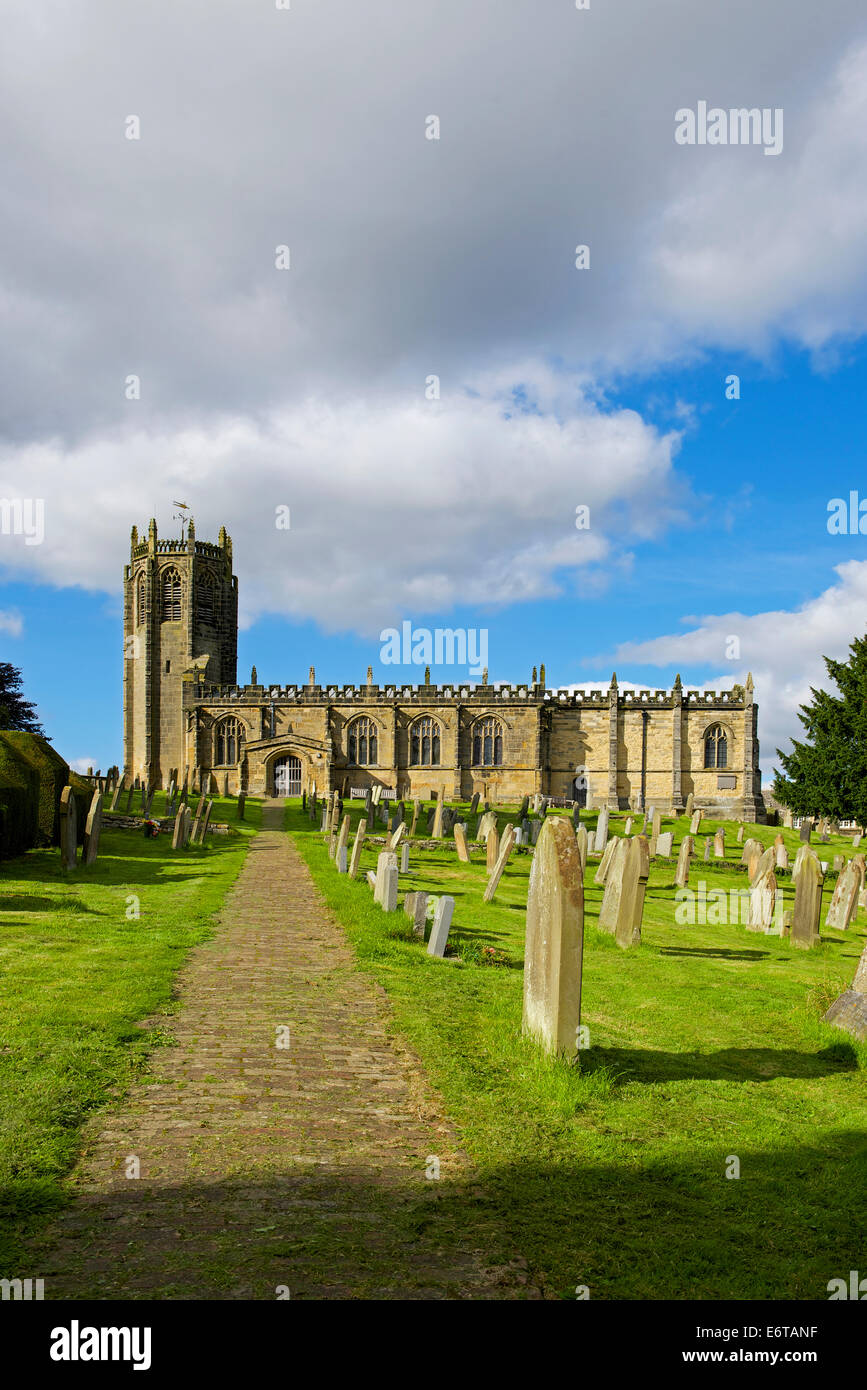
[172,500,190,542]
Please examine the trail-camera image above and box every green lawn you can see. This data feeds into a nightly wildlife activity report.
[294,802,867,1300]
[0,793,260,1269]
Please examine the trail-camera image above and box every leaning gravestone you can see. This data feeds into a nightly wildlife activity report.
[791,852,823,948]
[470,791,480,814]
[60,785,78,871]
[689,809,702,835]
[740,837,762,865]
[593,836,618,886]
[427,896,455,958]
[477,811,497,842]
[824,938,867,1040]
[598,839,629,935]
[336,815,351,865]
[593,807,609,854]
[483,825,516,902]
[684,792,694,818]
[747,868,777,932]
[125,785,134,813]
[615,837,649,948]
[110,780,123,812]
[196,799,214,844]
[172,809,186,850]
[82,789,103,866]
[825,861,859,930]
[181,804,193,845]
[389,821,406,850]
[751,845,776,884]
[675,835,693,888]
[522,817,584,1057]
[454,824,471,863]
[348,818,368,879]
[486,824,500,871]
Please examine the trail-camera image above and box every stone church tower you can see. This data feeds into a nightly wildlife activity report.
[123,518,237,787]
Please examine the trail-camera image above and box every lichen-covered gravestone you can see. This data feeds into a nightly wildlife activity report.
[656,831,673,859]
[522,817,584,1057]
[747,868,777,932]
[713,827,725,859]
[593,807,609,854]
[82,789,103,866]
[825,861,859,930]
[824,939,867,1039]
[348,818,367,879]
[689,809,702,835]
[791,852,823,948]
[593,836,618,887]
[675,835,693,888]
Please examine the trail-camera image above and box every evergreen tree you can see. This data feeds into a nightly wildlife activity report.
[773,635,867,824]
[0,662,44,734]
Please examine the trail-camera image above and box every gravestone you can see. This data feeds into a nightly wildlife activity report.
[575,823,588,873]
[336,814,351,865]
[389,821,406,850]
[751,845,776,884]
[748,868,777,931]
[125,785,134,813]
[374,851,399,911]
[321,807,328,832]
[302,791,307,812]
[593,807,609,854]
[404,890,429,938]
[854,834,862,849]
[454,824,471,863]
[521,817,531,841]
[593,836,618,887]
[181,805,193,845]
[470,792,480,814]
[400,841,409,874]
[799,820,812,843]
[791,852,823,948]
[237,793,246,820]
[736,824,745,844]
[598,839,629,934]
[522,817,584,1056]
[172,809,186,849]
[689,809,702,835]
[378,804,388,827]
[739,837,761,865]
[336,845,348,873]
[410,803,420,837]
[59,785,77,871]
[684,792,694,818]
[783,808,794,828]
[624,817,633,837]
[427,896,455,958]
[425,808,435,835]
[348,818,368,879]
[197,799,214,844]
[703,837,710,861]
[823,938,867,1040]
[599,837,647,948]
[833,854,845,874]
[713,828,725,859]
[773,834,788,870]
[477,811,497,842]
[530,819,541,845]
[572,806,581,830]
[656,831,673,859]
[518,795,530,820]
[82,789,103,866]
[432,789,445,839]
[652,808,662,840]
[514,828,524,847]
[675,835,693,888]
[110,781,123,812]
[371,785,382,805]
[483,825,516,902]
[486,824,500,871]
[825,861,859,930]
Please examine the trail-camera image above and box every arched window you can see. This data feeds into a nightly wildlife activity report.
[704,724,728,769]
[472,717,503,767]
[198,577,215,624]
[136,573,147,626]
[410,717,441,766]
[214,717,243,766]
[161,567,182,622]
[348,717,377,766]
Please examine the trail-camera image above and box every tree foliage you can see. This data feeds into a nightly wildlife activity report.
[0,662,44,734]
[773,635,867,824]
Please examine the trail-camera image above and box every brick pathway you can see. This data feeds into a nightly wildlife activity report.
[39,802,535,1299]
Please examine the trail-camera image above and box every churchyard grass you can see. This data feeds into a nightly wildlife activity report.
[0,795,260,1269]
[293,801,867,1300]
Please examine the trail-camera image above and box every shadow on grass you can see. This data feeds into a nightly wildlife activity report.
[580,1043,859,1084]
[11,1128,867,1300]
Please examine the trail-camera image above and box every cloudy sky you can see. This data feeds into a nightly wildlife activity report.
[2,0,867,778]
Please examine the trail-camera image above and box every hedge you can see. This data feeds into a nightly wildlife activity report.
[0,732,69,846]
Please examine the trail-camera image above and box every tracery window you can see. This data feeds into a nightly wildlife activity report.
[410,716,441,766]
[136,573,147,626]
[472,717,503,767]
[161,567,182,622]
[214,717,243,766]
[348,716,378,766]
[704,724,728,769]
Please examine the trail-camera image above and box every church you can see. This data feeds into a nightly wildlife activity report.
[122,520,764,819]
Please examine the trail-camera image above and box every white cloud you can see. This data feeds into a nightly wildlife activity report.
[0,370,687,632]
[69,757,98,774]
[608,560,867,779]
[0,610,23,637]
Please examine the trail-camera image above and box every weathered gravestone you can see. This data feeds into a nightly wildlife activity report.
[689,809,702,835]
[773,834,788,870]
[431,790,445,839]
[823,938,867,1040]
[427,896,455,958]
[675,835,693,888]
[522,817,584,1057]
[824,861,859,930]
[740,837,762,865]
[321,807,328,832]
[713,827,725,859]
[703,837,711,862]
[624,817,633,837]
[237,792,246,821]
[410,803,420,837]
[470,792,480,814]
[748,868,778,931]
[374,851,398,911]
[593,836,618,886]
[196,799,214,844]
[454,824,471,863]
[651,808,662,840]
[656,831,673,859]
[593,807,609,854]
[59,785,77,871]
[335,814,351,866]
[530,819,542,845]
[486,824,500,871]
[791,852,823,948]
[599,836,647,948]
[751,845,776,885]
[477,811,497,842]
[389,820,406,850]
[404,890,429,939]
[736,824,745,844]
[110,781,123,812]
[684,792,694,818]
[572,805,581,830]
[483,825,516,902]
[125,785,134,813]
[400,841,409,874]
[833,854,845,874]
[799,819,812,843]
[348,818,367,879]
[82,790,103,866]
[172,808,186,849]
[518,796,530,820]
[514,828,524,847]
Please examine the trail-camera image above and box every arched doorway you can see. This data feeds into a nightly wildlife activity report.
[273,755,301,797]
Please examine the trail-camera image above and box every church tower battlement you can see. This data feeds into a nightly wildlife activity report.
[123,517,237,786]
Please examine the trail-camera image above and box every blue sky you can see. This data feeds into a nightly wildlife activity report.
[2,2,867,781]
